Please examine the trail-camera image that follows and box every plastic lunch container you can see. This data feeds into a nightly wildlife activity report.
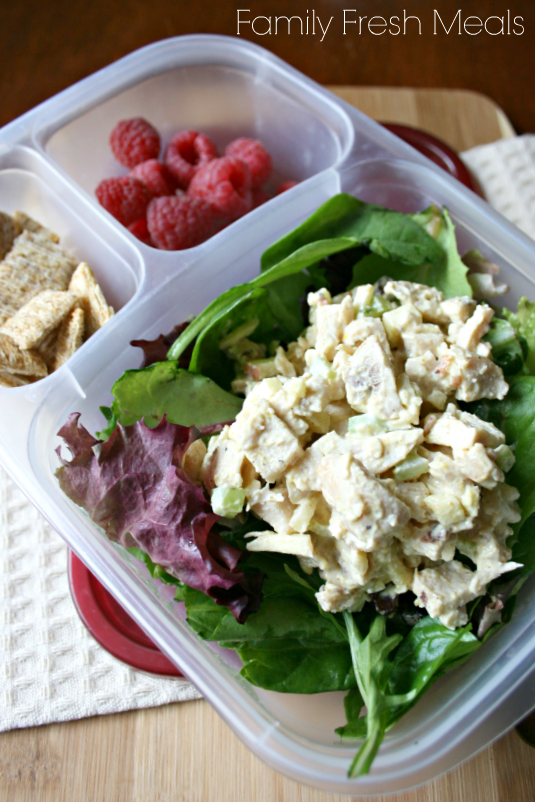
[2,34,535,795]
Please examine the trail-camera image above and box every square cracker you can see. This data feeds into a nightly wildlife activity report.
[12,211,60,243]
[69,262,114,336]
[0,333,48,378]
[0,290,78,350]
[0,231,78,326]
[52,307,85,371]
[0,212,18,260]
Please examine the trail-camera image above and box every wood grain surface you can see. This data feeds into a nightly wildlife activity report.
[1,86,534,802]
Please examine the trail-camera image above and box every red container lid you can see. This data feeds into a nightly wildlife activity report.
[68,550,183,677]
[381,123,478,192]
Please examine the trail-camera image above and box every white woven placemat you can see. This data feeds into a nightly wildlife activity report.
[1,134,535,733]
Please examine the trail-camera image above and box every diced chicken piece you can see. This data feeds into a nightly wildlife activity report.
[243,357,280,381]
[315,294,354,360]
[450,346,509,402]
[406,345,508,407]
[247,484,297,534]
[274,346,297,377]
[384,280,445,322]
[457,528,521,592]
[363,540,414,595]
[455,444,504,488]
[423,404,505,449]
[449,304,494,352]
[351,283,375,313]
[269,376,309,437]
[346,427,424,475]
[395,481,431,524]
[413,560,477,628]
[343,316,390,352]
[477,484,521,540]
[382,303,422,348]
[246,530,339,576]
[289,496,318,533]
[399,521,457,562]
[285,431,342,501]
[423,451,480,530]
[342,335,403,419]
[201,428,256,492]
[318,452,410,550]
[439,296,476,325]
[229,396,304,483]
[316,583,369,613]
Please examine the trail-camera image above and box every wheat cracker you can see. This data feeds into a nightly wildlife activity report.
[0,333,48,378]
[69,262,114,336]
[0,290,77,350]
[12,211,60,243]
[52,307,85,371]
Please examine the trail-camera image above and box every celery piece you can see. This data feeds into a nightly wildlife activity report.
[210,485,246,518]
[310,355,337,381]
[348,414,387,437]
[495,444,515,473]
[360,294,392,318]
[393,450,429,481]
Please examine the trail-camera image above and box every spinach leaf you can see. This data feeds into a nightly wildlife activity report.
[261,194,444,272]
[238,638,355,694]
[106,362,243,429]
[350,208,472,299]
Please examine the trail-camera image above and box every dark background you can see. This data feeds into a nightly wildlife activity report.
[1,0,534,133]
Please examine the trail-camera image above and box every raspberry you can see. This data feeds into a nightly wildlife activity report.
[252,186,271,208]
[224,138,272,188]
[95,176,152,226]
[164,130,218,189]
[147,196,216,250]
[110,118,161,168]
[130,159,176,197]
[128,217,153,246]
[188,156,253,222]
[276,180,298,195]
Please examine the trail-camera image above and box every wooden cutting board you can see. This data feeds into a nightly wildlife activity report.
[1,88,532,802]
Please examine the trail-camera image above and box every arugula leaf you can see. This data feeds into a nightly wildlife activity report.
[106,362,243,429]
[503,297,535,375]
[337,615,479,777]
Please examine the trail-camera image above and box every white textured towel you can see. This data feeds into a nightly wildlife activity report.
[1,133,535,733]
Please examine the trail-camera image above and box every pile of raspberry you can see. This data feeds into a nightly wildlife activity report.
[95,117,298,251]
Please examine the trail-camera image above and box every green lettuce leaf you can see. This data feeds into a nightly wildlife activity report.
[105,362,243,429]
[503,297,535,375]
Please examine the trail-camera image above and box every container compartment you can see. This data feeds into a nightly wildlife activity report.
[0,146,143,312]
[20,155,535,794]
[38,39,354,211]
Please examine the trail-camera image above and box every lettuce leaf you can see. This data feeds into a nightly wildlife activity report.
[56,414,263,622]
[102,362,243,430]
[503,297,535,374]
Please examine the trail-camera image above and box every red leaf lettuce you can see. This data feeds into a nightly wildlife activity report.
[56,413,263,622]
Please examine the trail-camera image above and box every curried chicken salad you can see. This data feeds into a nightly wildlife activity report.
[56,195,535,777]
[195,279,521,631]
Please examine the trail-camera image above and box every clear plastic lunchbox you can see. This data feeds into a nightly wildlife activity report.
[1,34,535,795]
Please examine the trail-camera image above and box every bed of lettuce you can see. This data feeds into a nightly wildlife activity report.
[56,195,535,778]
